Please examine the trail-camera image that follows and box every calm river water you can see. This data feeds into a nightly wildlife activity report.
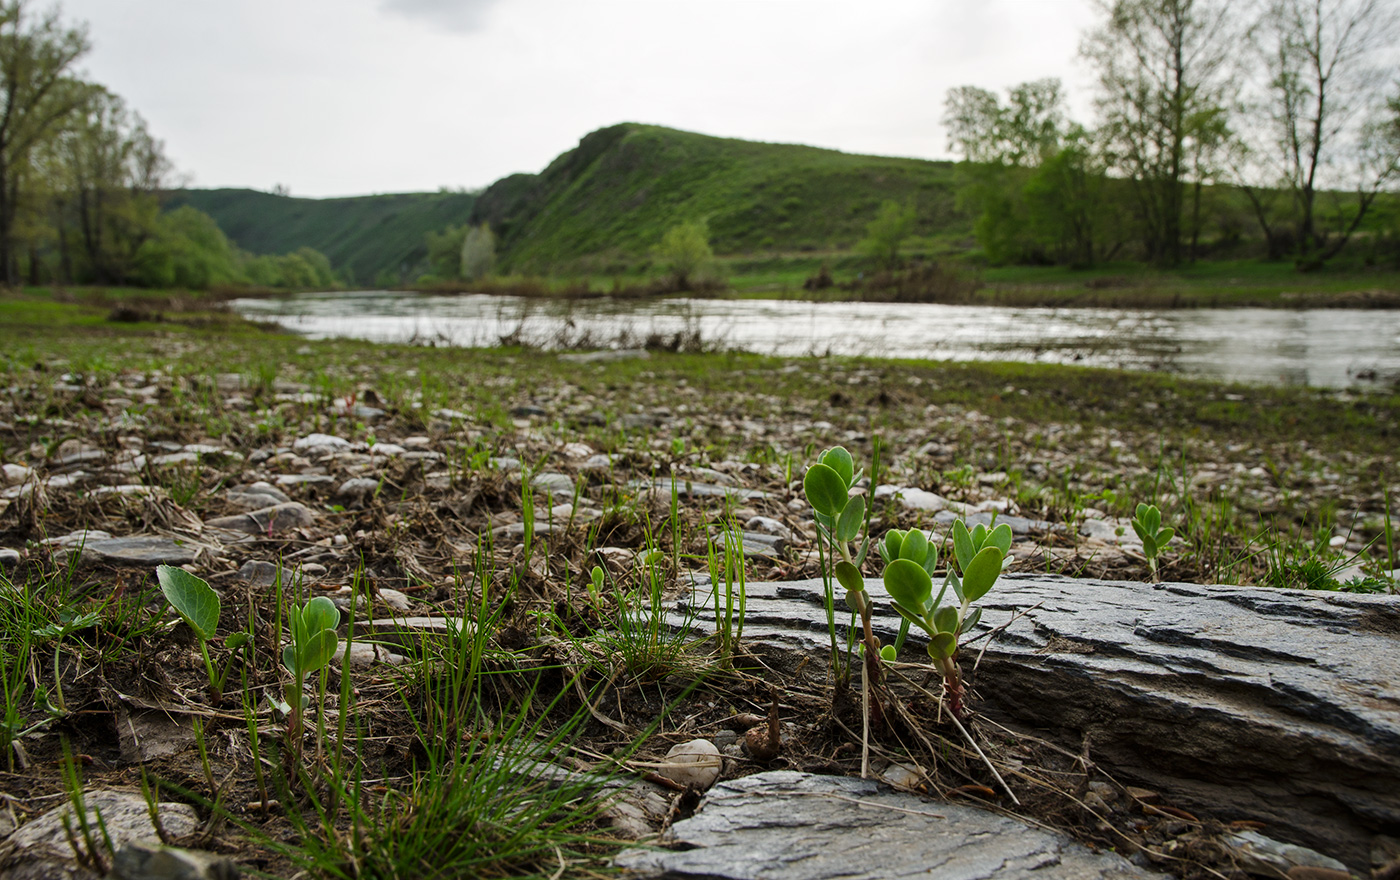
[231,291,1400,389]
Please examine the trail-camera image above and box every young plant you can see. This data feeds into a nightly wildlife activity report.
[804,445,885,777]
[803,446,876,665]
[280,596,341,756]
[883,520,1011,719]
[156,565,249,705]
[1132,503,1175,582]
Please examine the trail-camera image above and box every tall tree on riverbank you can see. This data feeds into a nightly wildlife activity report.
[0,1,88,284]
[1239,0,1400,268]
[1082,0,1241,266]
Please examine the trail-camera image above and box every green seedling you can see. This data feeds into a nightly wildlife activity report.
[156,565,249,705]
[277,595,341,763]
[884,519,1011,719]
[1132,503,1175,582]
[804,445,886,777]
[281,596,341,705]
[587,565,605,609]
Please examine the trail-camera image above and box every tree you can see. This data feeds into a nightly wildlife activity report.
[0,1,89,284]
[459,223,495,281]
[656,220,712,290]
[425,223,466,278]
[1241,0,1400,268]
[944,79,1066,167]
[1082,0,1241,266]
[858,201,917,270]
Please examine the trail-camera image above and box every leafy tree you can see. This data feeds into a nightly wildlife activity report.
[131,206,239,289]
[0,1,89,283]
[656,220,712,289]
[858,200,917,270]
[1240,0,1400,268]
[1082,0,1241,266]
[459,222,495,281]
[945,79,1066,167]
[425,223,466,278]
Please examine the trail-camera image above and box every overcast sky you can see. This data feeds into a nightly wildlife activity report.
[59,0,1101,198]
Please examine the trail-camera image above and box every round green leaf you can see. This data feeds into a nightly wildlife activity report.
[301,596,341,636]
[926,631,957,661]
[882,558,932,612]
[898,527,928,564]
[820,446,855,488]
[834,560,865,595]
[961,545,1004,602]
[1156,526,1175,546]
[932,605,959,634]
[835,494,865,542]
[987,523,1013,557]
[1141,533,1158,559]
[880,644,897,662]
[803,463,849,517]
[156,564,220,642]
[882,529,904,563]
[951,520,975,572]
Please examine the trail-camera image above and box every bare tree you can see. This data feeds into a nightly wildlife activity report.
[0,1,88,284]
[1241,0,1399,268]
[1082,0,1241,266]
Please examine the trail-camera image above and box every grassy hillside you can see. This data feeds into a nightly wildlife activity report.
[170,188,476,284]
[470,123,969,274]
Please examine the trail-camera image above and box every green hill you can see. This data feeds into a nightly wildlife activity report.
[470,123,967,274]
[169,188,476,284]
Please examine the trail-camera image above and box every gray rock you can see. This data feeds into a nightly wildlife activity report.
[52,440,105,467]
[272,474,336,488]
[292,433,352,454]
[335,477,381,504]
[114,706,195,764]
[931,510,1062,535]
[641,478,771,502]
[111,842,239,880]
[0,548,19,568]
[510,405,548,418]
[581,453,624,471]
[489,457,522,472]
[1,790,198,880]
[745,517,794,541]
[204,502,315,535]
[1222,830,1349,877]
[671,577,1398,871]
[42,529,115,548]
[224,482,291,510]
[236,560,300,588]
[80,536,204,567]
[2,463,34,486]
[874,484,964,513]
[530,472,575,498]
[614,770,1154,879]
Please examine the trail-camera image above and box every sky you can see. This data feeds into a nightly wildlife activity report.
[59,0,1102,198]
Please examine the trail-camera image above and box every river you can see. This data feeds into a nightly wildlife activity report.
[230,291,1400,389]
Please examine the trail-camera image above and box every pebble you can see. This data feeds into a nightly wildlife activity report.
[293,433,353,454]
[0,548,20,568]
[657,739,722,790]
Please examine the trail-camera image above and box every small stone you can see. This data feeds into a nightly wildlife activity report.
[878,762,924,790]
[293,433,353,454]
[52,439,106,467]
[237,560,300,588]
[5,790,198,879]
[332,641,406,668]
[226,482,292,510]
[204,502,315,535]
[531,472,575,498]
[561,442,594,458]
[111,841,239,880]
[0,548,19,568]
[1224,831,1350,877]
[745,516,793,541]
[335,477,381,504]
[82,536,203,567]
[657,739,722,790]
[510,405,548,418]
[2,463,33,486]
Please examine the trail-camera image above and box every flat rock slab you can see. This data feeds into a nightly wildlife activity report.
[615,770,1154,879]
[204,502,314,535]
[0,790,198,880]
[78,535,205,567]
[673,576,1400,870]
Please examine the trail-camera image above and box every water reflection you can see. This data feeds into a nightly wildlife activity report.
[231,291,1400,389]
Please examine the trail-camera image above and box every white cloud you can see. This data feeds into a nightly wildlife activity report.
[379,0,503,33]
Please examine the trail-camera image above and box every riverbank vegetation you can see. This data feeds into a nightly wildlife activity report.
[1,296,1396,876]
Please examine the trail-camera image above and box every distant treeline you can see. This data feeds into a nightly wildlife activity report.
[943,0,1400,271]
[0,2,337,291]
